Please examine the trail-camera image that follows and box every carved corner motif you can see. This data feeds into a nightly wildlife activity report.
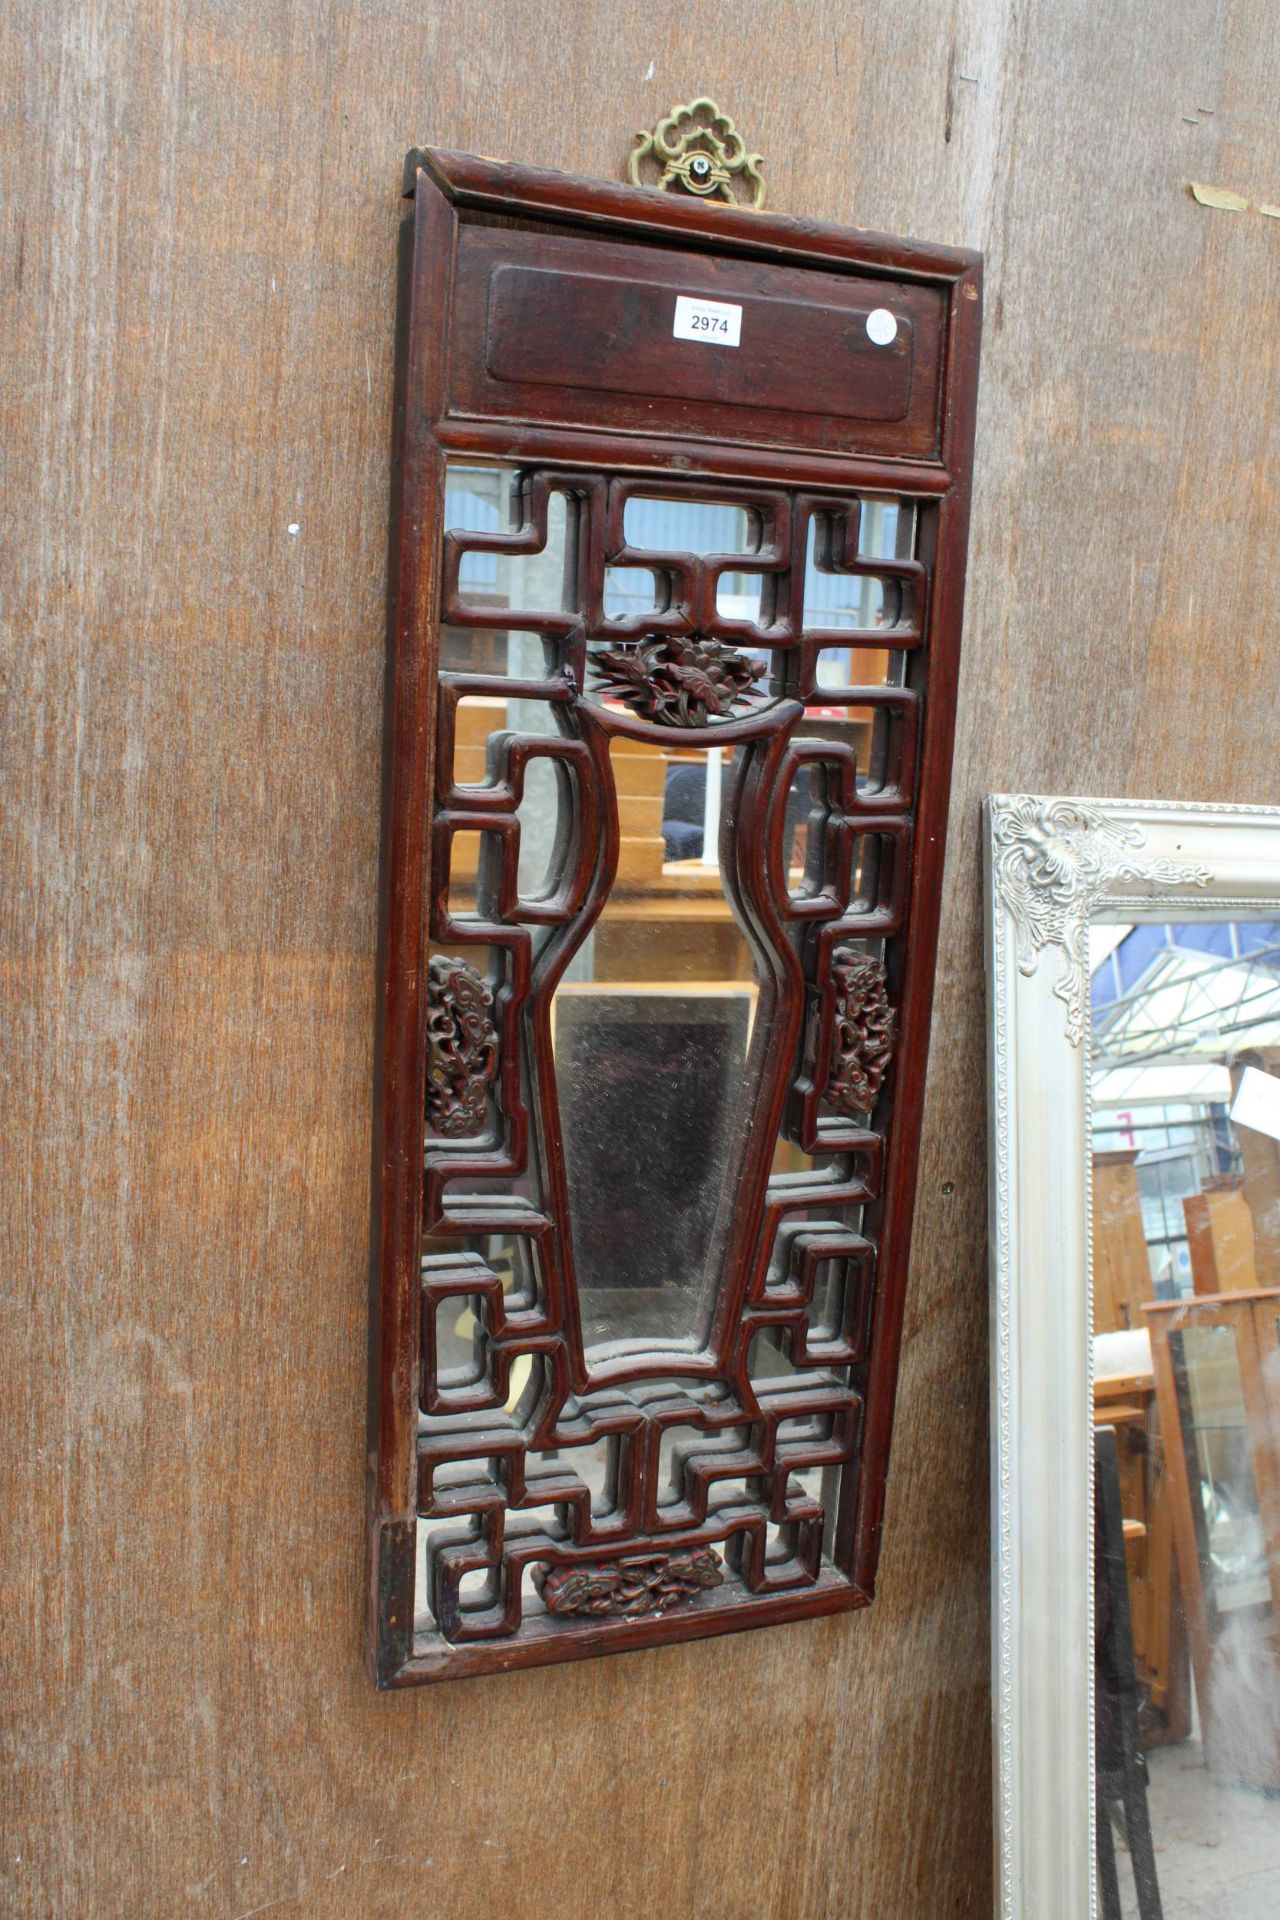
[590,633,766,727]
[536,1547,725,1618]
[627,96,766,209]
[425,955,499,1137]
[829,951,896,1115]
[989,796,1211,1045]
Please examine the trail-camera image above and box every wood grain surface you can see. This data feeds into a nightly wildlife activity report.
[3,4,1279,1916]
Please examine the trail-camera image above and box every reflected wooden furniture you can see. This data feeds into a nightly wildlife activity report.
[612,734,672,886]
[1231,1050,1280,1287]
[1092,1150,1155,1335]
[603,735,751,979]
[1094,1426,1164,1920]
[449,703,757,978]
[448,703,881,984]
[1144,1289,1280,1789]
[1093,1358,1191,1747]
[1184,1176,1257,1295]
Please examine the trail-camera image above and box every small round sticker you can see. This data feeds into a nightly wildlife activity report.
[866,308,898,346]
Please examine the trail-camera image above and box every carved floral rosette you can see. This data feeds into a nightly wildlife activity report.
[535,1547,725,1619]
[828,951,896,1115]
[424,955,499,1137]
[590,632,766,728]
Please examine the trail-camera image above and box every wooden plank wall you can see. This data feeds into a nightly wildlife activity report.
[4,4,1279,1915]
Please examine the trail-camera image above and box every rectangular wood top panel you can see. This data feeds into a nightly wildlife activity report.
[448,222,945,459]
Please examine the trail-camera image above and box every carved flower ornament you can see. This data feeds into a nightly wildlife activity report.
[591,632,766,728]
[535,1547,725,1618]
[424,955,499,1137]
[828,952,896,1115]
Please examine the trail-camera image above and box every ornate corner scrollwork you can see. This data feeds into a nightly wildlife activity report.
[989,796,1211,1045]
[590,632,766,728]
[425,955,499,1137]
[627,96,765,209]
[536,1547,725,1618]
[829,951,896,1115]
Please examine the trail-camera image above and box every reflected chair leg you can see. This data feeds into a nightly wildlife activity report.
[1096,1426,1165,1920]
[1121,1757,1163,1920]
[1096,1798,1123,1920]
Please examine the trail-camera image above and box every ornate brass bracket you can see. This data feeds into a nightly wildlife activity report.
[627,96,765,210]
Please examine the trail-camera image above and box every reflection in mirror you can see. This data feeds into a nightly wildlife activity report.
[439,625,559,677]
[613,495,768,623]
[444,463,573,615]
[552,736,762,1354]
[855,495,910,561]
[803,496,915,694]
[746,1323,844,1391]
[602,565,667,620]
[1168,1325,1268,1614]
[445,686,567,911]
[415,1425,622,1638]
[802,498,915,617]
[716,572,767,623]
[441,460,565,677]
[515,753,567,903]
[445,830,487,917]
[1090,919,1280,1914]
[620,496,756,554]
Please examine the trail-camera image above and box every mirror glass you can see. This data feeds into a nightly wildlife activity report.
[1089,917,1280,1915]
[552,737,761,1355]
[433,466,908,1380]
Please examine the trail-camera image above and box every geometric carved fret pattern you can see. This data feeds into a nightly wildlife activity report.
[371,147,981,1685]
[416,464,911,1654]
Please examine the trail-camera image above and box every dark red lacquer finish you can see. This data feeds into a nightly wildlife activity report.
[369,147,982,1685]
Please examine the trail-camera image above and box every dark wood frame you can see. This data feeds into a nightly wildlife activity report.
[369,146,982,1686]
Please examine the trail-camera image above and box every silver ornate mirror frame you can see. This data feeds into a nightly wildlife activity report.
[984,794,1280,1920]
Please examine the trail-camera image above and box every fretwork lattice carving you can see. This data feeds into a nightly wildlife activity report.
[372,149,981,1686]
[413,468,917,1659]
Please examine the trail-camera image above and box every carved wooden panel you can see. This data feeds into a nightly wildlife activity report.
[370,148,982,1684]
